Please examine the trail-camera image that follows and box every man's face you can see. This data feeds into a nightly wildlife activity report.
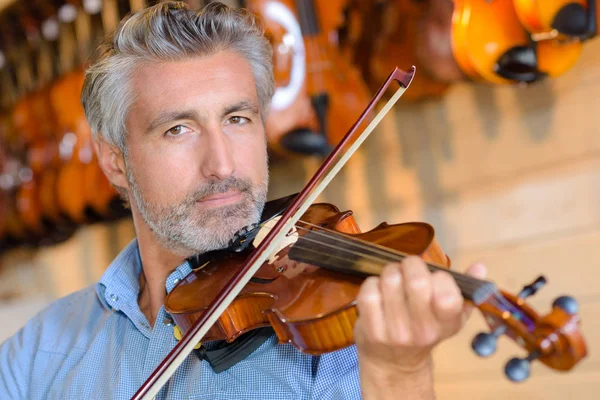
[123,50,269,256]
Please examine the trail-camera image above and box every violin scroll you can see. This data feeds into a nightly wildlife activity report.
[472,275,587,382]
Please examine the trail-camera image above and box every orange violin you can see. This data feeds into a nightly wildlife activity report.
[451,0,593,84]
[52,1,120,224]
[451,0,543,84]
[513,0,597,39]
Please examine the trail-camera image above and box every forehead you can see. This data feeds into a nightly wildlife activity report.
[129,50,258,118]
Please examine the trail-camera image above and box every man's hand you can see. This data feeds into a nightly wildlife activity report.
[354,256,487,399]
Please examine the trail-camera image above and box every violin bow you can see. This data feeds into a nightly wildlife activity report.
[131,66,416,400]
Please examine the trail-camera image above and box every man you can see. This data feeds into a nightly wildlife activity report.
[0,2,486,399]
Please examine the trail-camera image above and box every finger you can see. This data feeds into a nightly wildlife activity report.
[380,263,411,343]
[401,256,438,346]
[431,270,464,338]
[462,262,488,319]
[466,262,487,280]
[356,276,386,343]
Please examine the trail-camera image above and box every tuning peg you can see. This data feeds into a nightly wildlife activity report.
[472,325,506,357]
[504,351,539,382]
[552,295,579,315]
[518,275,546,299]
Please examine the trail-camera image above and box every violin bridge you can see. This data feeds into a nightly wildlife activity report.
[252,216,299,264]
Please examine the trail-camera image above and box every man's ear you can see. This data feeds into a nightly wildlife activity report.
[94,138,129,192]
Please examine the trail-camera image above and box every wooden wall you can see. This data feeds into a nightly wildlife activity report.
[1,38,599,399]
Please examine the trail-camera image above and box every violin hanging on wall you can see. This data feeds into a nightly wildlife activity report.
[341,0,453,101]
[513,0,597,39]
[245,0,372,156]
[451,0,596,85]
[243,0,324,157]
[451,0,545,84]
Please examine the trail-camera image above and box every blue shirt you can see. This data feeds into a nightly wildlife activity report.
[0,239,361,399]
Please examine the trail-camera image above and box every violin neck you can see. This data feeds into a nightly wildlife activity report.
[294,0,320,37]
[288,230,497,305]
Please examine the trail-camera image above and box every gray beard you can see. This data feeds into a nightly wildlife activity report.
[127,166,268,257]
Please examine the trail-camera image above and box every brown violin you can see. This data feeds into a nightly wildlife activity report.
[166,195,587,378]
[52,0,120,224]
[344,0,453,100]
[279,0,371,152]
[243,0,323,157]
[132,67,587,399]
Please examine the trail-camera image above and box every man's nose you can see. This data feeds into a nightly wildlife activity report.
[201,127,235,180]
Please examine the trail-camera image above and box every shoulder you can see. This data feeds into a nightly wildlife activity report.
[18,284,108,354]
[0,285,108,398]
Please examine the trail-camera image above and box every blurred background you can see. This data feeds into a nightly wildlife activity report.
[0,0,598,398]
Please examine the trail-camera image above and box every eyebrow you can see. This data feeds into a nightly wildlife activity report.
[222,100,260,118]
[145,110,200,134]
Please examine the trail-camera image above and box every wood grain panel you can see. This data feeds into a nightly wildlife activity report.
[435,368,600,400]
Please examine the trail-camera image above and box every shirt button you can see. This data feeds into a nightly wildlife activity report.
[173,278,181,285]
[110,294,119,302]
[164,316,174,326]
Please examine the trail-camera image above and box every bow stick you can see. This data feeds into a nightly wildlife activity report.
[132,66,416,400]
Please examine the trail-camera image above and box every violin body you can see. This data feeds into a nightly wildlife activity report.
[368,0,453,99]
[0,114,30,248]
[51,70,119,223]
[245,0,322,157]
[513,0,590,38]
[302,0,372,149]
[414,0,466,84]
[166,201,450,353]
[536,38,583,77]
[12,94,47,236]
[23,88,75,244]
[245,0,371,155]
[452,0,545,84]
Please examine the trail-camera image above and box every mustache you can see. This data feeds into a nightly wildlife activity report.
[188,176,254,203]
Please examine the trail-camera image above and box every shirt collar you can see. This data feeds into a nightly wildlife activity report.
[96,238,194,312]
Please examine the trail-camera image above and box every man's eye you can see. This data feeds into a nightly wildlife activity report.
[166,125,187,137]
[227,116,249,125]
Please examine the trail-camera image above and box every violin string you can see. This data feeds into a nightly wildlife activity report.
[290,221,490,291]
[252,219,512,308]
[290,239,486,294]
[289,241,508,310]
[290,221,516,312]
[263,223,492,296]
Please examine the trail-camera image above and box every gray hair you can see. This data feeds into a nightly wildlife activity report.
[81,1,274,152]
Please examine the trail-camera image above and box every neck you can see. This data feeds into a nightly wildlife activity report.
[288,227,497,305]
[133,211,188,327]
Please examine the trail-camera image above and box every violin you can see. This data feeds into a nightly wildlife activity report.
[10,12,49,239]
[243,0,324,157]
[414,0,466,84]
[514,0,597,79]
[132,67,587,399]
[52,0,121,224]
[451,0,594,85]
[0,19,33,249]
[513,0,597,39]
[346,0,453,100]
[451,0,545,84]
[276,0,371,151]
